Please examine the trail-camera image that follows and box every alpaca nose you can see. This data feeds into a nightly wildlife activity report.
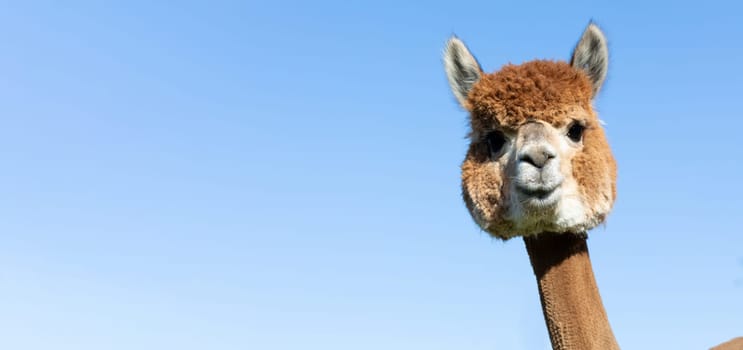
[518,145,556,169]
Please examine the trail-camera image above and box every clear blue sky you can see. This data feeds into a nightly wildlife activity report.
[1,1,741,349]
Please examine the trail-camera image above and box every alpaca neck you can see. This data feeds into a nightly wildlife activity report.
[524,233,620,350]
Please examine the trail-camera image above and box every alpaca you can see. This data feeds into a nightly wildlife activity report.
[712,337,743,350]
[443,23,741,350]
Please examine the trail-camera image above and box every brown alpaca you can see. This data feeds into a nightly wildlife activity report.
[443,23,741,350]
[712,337,743,350]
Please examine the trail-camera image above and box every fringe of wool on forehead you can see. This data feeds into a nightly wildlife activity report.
[466,60,595,129]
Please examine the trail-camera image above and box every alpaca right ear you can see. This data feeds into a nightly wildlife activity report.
[443,36,482,108]
[571,23,609,97]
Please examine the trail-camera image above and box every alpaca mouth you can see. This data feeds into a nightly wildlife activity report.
[516,184,559,199]
[518,187,554,199]
[515,185,560,208]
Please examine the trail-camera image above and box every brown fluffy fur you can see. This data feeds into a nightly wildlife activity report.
[711,337,743,350]
[461,60,616,239]
[449,25,738,350]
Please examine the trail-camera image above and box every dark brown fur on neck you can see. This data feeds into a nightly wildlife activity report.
[524,233,620,350]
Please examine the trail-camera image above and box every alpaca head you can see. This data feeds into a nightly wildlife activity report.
[444,24,617,240]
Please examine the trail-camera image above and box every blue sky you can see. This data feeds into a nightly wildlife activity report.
[1,1,741,349]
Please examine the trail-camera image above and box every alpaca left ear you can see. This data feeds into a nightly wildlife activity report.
[443,36,482,108]
[571,23,609,97]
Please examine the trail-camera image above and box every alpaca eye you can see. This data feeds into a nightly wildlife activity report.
[485,130,506,155]
[567,122,585,142]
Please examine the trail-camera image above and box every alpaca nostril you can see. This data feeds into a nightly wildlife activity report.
[519,148,556,169]
[519,154,539,168]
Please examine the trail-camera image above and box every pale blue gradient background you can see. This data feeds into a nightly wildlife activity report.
[1,1,741,349]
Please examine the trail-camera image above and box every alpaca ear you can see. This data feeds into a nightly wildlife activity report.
[443,36,482,108]
[571,23,609,97]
